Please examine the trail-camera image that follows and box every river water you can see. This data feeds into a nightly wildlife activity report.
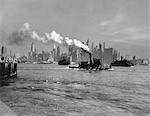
[0,64,150,116]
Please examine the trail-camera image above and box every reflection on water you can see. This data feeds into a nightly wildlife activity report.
[0,64,150,116]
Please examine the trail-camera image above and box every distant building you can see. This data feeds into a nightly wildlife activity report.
[117,52,120,60]
[91,42,94,54]
[103,42,105,52]
[113,50,118,61]
[31,42,36,53]
[52,44,57,61]
[28,42,37,62]
[80,49,90,62]
[42,51,49,61]
[57,46,60,61]
[68,45,78,63]
[60,52,69,61]
[92,43,102,61]
[103,47,113,65]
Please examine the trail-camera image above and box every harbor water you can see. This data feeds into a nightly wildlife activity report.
[0,64,150,116]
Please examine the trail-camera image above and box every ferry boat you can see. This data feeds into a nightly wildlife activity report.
[111,60,134,67]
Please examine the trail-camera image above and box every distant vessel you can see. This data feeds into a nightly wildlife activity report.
[58,59,70,65]
[111,60,134,67]
[111,56,134,67]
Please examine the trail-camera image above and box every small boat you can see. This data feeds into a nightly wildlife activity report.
[58,59,70,65]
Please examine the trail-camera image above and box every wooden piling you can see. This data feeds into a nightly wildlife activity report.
[0,62,17,80]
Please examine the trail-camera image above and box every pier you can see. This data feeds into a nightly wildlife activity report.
[0,62,18,115]
[0,62,17,82]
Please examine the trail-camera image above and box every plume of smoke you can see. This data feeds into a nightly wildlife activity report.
[19,22,31,33]
[8,23,31,45]
[8,31,24,45]
[21,22,90,52]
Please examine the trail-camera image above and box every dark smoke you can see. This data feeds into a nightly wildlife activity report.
[8,31,30,45]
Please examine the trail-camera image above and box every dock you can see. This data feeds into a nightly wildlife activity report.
[0,62,18,115]
[0,62,17,81]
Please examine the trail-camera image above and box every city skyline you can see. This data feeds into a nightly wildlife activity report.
[0,0,149,58]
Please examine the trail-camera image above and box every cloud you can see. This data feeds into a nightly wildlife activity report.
[99,9,149,44]
[99,10,125,34]
[112,27,149,40]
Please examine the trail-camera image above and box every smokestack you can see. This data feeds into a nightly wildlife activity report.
[89,52,92,66]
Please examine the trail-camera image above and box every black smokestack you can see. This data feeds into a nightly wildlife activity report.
[89,52,92,66]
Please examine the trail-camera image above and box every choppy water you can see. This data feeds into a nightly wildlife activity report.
[0,64,150,116]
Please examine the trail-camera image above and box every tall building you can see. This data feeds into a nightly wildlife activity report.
[57,46,60,61]
[31,42,36,52]
[92,42,102,63]
[113,50,118,61]
[117,52,120,60]
[42,51,50,61]
[103,47,113,65]
[28,42,37,62]
[52,44,57,61]
[91,42,94,53]
[68,45,78,63]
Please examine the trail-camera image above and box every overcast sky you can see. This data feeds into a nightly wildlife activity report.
[0,0,149,58]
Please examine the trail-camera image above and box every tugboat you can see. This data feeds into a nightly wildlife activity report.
[111,56,134,67]
[69,51,111,70]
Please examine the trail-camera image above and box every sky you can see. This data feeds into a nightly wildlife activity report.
[0,0,149,58]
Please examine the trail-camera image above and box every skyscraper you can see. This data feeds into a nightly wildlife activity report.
[92,42,102,61]
[91,42,94,53]
[31,42,36,53]
[113,50,118,61]
[52,44,57,61]
[57,46,60,61]
[68,45,78,63]
[28,42,37,62]
[103,47,113,65]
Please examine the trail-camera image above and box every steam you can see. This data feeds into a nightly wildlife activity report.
[21,22,90,52]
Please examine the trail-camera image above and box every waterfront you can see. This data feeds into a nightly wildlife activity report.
[0,64,150,116]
